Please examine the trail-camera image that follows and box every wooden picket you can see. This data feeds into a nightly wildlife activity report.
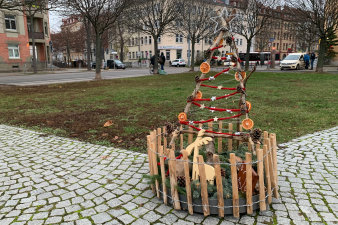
[146,128,279,217]
[228,123,233,151]
[213,154,224,217]
[245,152,253,214]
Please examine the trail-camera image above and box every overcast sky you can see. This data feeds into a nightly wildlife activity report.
[49,10,62,33]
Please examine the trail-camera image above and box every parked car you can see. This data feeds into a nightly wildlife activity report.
[171,59,186,67]
[280,53,305,70]
[107,59,126,69]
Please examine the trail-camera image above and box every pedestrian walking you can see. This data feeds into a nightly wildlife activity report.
[310,52,316,70]
[304,53,310,69]
[159,52,166,71]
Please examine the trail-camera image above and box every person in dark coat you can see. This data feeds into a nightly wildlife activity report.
[310,52,316,70]
[304,53,310,69]
[159,52,166,70]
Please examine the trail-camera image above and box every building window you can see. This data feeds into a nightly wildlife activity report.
[277,43,279,50]
[44,22,48,36]
[145,36,147,45]
[149,50,152,58]
[141,51,144,58]
[166,50,170,60]
[176,49,182,59]
[158,36,161,43]
[132,52,135,59]
[5,15,17,30]
[176,34,183,43]
[196,38,200,44]
[141,37,143,45]
[149,36,152,44]
[8,44,20,59]
[239,39,242,46]
[132,38,134,46]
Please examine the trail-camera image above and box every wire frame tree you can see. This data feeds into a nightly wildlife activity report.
[232,0,278,70]
[61,0,132,79]
[290,0,338,72]
[125,0,183,74]
[177,0,214,71]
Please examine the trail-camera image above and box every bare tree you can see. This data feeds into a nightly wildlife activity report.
[178,0,214,71]
[232,0,278,70]
[290,0,338,72]
[126,0,183,74]
[51,22,86,66]
[294,19,319,52]
[61,0,132,79]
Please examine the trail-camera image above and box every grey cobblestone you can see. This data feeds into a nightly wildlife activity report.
[0,125,337,224]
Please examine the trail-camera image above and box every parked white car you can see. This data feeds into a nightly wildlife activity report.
[171,59,186,67]
[280,53,305,70]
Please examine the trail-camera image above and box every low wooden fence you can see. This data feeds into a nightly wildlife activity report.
[147,122,279,218]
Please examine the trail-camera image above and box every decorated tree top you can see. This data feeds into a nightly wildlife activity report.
[169,7,259,147]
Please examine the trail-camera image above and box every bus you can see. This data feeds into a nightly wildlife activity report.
[238,52,280,66]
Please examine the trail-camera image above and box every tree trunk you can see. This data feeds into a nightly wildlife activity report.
[30,15,37,74]
[95,34,102,80]
[118,23,124,62]
[190,38,196,71]
[316,37,326,73]
[84,18,92,71]
[153,35,159,74]
[245,39,252,71]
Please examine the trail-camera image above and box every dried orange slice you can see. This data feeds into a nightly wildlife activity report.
[178,112,187,122]
[200,62,210,74]
[235,71,247,81]
[246,101,252,112]
[196,91,203,99]
[103,120,113,127]
[242,118,254,130]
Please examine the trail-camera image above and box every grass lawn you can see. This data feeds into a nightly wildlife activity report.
[0,71,336,153]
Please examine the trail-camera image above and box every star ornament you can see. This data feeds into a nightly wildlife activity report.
[200,104,206,109]
[213,117,219,122]
[217,85,223,90]
[210,7,230,34]
[211,96,217,101]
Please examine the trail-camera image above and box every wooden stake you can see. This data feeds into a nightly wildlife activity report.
[169,148,181,210]
[162,126,168,156]
[180,125,184,150]
[213,155,224,217]
[228,123,233,151]
[147,135,154,193]
[238,125,243,146]
[271,133,279,198]
[246,152,253,214]
[208,122,213,131]
[188,127,193,144]
[268,135,278,199]
[182,150,193,215]
[263,145,272,204]
[159,146,167,205]
[230,153,239,218]
[218,121,223,154]
[257,148,266,211]
[198,156,210,216]
[152,131,160,198]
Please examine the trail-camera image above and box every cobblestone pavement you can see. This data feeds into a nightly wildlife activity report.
[0,125,337,225]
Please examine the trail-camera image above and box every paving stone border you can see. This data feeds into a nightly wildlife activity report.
[0,125,337,224]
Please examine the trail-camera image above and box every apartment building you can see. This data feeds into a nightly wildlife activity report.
[124,32,247,66]
[0,8,51,71]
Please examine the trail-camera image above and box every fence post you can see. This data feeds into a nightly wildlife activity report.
[213,154,224,217]
[182,150,193,215]
[263,144,272,204]
[198,155,210,216]
[246,152,253,214]
[228,123,233,151]
[257,148,266,211]
[159,146,167,205]
[169,148,181,210]
[230,153,239,218]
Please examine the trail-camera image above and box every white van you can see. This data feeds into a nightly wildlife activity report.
[280,53,305,70]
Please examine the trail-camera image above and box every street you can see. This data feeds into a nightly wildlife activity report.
[0,65,336,86]
[0,67,189,86]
